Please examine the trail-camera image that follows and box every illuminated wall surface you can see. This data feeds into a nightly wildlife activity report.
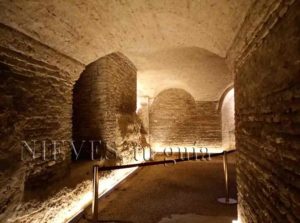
[0,0,299,222]
[149,88,222,150]
[234,2,300,222]
[221,89,235,150]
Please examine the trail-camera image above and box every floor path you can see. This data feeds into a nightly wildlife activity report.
[79,153,237,223]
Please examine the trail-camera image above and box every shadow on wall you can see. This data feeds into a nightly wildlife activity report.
[72,52,148,162]
[73,73,99,160]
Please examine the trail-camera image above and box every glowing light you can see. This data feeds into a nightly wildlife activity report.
[153,143,161,151]
[52,164,140,223]
[232,219,240,223]
[59,152,148,223]
[136,96,142,113]
[54,189,93,223]
[98,167,138,195]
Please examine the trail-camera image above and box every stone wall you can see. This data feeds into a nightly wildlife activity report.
[234,1,300,222]
[150,88,221,148]
[0,24,84,221]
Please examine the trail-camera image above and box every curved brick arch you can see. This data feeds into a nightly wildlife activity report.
[150,88,197,147]
[150,88,221,149]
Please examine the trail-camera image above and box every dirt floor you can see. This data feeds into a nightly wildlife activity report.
[78,153,237,223]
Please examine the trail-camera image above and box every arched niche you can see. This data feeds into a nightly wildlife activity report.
[149,88,197,148]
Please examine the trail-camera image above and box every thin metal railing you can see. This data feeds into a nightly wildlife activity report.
[90,149,236,222]
[217,151,237,204]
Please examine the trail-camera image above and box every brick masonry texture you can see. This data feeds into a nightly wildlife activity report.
[73,52,138,149]
[226,0,295,71]
[0,32,145,221]
[0,24,84,220]
[235,2,300,222]
[150,88,221,148]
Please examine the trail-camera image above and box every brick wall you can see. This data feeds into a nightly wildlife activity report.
[235,2,300,222]
[0,26,145,221]
[73,52,142,156]
[73,53,146,162]
[0,24,84,219]
[150,88,221,148]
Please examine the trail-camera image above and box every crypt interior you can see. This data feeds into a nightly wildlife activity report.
[0,0,299,223]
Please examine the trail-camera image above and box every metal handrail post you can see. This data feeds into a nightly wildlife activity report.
[92,165,99,222]
[79,151,237,222]
[224,151,229,202]
[217,150,237,204]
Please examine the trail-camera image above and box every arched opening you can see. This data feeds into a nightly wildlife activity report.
[221,88,235,150]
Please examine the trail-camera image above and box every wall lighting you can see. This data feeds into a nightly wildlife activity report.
[54,167,138,223]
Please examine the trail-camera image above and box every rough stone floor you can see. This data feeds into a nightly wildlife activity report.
[78,153,237,223]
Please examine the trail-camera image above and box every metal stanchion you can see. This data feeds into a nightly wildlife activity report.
[217,151,237,204]
[75,151,237,223]
[92,165,99,222]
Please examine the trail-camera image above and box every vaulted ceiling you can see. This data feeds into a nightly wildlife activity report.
[133,47,232,100]
[0,0,254,100]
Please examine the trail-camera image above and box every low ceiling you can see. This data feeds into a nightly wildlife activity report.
[0,0,254,100]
